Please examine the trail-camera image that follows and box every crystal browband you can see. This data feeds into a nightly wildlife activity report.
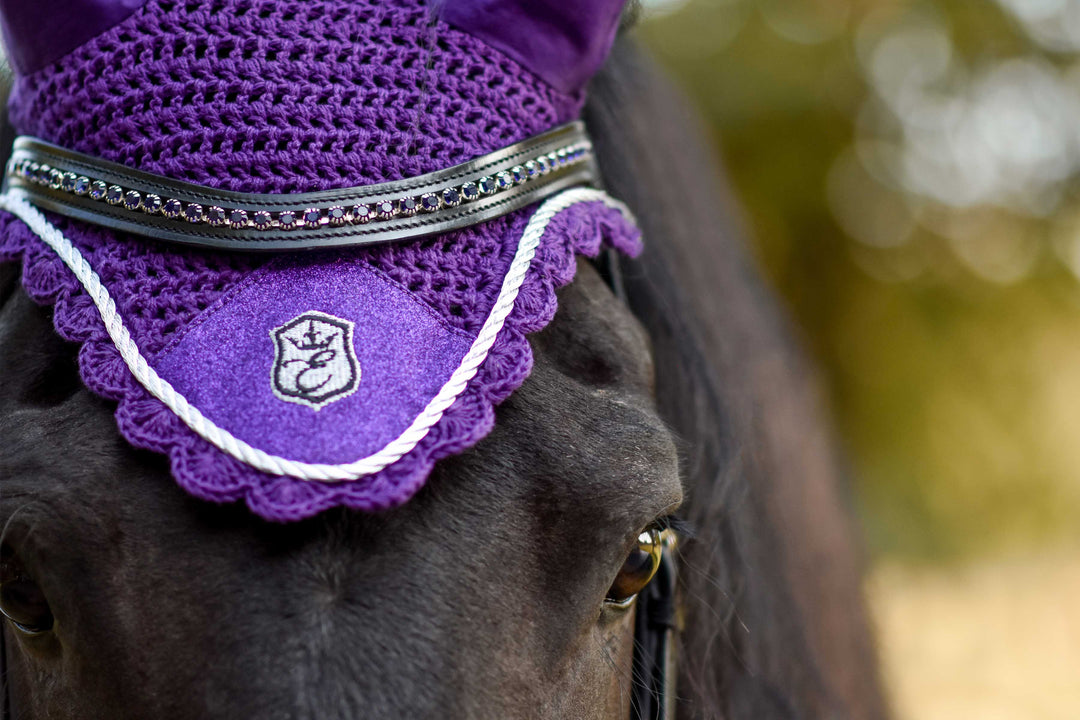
[2,122,597,251]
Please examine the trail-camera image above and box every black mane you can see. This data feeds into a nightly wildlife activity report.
[586,42,888,719]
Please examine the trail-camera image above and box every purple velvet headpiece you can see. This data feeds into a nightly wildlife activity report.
[0,0,640,521]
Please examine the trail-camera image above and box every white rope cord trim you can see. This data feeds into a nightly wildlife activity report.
[0,188,634,482]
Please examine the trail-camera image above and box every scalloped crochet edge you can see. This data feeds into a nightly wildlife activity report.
[0,200,640,522]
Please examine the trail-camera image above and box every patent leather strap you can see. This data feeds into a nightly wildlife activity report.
[630,533,679,720]
[2,122,597,252]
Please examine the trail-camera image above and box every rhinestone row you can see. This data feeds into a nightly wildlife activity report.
[9,142,592,231]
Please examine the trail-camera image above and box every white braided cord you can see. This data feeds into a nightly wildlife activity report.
[0,188,633,481]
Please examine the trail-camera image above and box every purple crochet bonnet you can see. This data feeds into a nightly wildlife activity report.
[0,0,641,521]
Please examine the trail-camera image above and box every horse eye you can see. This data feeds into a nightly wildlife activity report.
[0,548,54,636]
[605,526,665,607]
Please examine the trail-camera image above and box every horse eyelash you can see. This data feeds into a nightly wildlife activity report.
[654,514,695,540]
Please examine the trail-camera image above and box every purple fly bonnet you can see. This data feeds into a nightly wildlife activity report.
[0,0,641,521]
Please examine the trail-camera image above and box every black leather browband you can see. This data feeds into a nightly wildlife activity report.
[2,122,597,252]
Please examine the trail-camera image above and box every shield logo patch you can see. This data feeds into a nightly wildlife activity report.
[270,311,360,410]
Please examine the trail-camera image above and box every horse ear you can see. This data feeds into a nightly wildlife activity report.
[435,0,629,96]
[0,0,147,75]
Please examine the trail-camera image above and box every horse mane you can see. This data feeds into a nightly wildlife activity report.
[585,41,889,719]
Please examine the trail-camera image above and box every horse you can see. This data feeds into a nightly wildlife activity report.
[0,32,889,720]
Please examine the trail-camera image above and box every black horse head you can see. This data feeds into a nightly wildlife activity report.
[0,37,888,720]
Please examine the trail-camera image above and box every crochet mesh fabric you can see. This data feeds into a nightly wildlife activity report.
[0,0,641,520]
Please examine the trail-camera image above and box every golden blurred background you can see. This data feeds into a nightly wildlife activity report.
[636,0,1080,716]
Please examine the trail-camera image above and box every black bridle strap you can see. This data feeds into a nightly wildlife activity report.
[629,542,678,720]
[1,624,10,720]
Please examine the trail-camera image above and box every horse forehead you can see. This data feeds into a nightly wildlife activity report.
[535,259,656,395]
[478,262,679,521]
[493,361,677,509]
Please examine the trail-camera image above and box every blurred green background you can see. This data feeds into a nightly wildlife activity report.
[636,0,1080,716]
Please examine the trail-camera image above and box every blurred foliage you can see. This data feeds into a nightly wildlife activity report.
[637,0,1080,560]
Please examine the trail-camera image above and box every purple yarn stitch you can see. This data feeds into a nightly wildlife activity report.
[0,0,641,521]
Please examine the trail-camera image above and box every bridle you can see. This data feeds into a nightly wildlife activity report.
[629,534,679,720]
[1,623,8,720]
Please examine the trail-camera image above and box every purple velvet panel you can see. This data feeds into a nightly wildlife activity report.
[0,0,147,74]
[437,0,626,95]
[153,256,472,465]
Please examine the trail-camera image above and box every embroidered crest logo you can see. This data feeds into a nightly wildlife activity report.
[270,311,360,410]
